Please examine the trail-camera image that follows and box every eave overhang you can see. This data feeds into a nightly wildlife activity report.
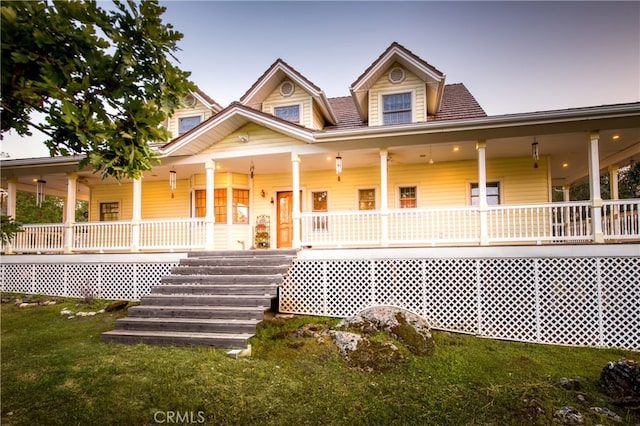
[314,102,640,145]
[159,103,315,157]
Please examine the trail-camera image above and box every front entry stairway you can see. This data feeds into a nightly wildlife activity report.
[101,249,297,348]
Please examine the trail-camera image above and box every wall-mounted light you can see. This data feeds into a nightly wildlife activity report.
[532,138,539,168]
[238,134,249,143]
[261,189,266,198]
[335,154,343,182]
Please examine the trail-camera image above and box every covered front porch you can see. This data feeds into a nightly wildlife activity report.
[2,105,640,254]
[4,199,640,253]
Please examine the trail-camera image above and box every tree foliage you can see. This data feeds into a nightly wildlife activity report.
[1,0,196,180]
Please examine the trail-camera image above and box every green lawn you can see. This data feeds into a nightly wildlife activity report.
[1,295,638,425]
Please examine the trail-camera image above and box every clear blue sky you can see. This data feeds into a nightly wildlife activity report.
[2,0,638,158]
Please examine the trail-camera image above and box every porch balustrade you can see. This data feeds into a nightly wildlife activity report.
[4,200,639,253]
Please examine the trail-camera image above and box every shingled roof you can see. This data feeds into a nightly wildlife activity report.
[324,83,486,130]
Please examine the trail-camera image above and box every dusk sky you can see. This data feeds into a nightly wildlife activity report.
[2,1,638,159]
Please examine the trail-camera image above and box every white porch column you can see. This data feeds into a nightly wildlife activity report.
[4,178,18,253]
[6,177,17,219]
[588,132,604,243]
[63,173,77,253]
[380,148,389,247]
[131,177,142,252]
[205,159,215,250]
[608,164,619,200]
[291,153,301,249]
[476,140,489,245]
[563,185,571,202]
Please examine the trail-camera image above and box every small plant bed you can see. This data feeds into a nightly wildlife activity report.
[1,295,638,425]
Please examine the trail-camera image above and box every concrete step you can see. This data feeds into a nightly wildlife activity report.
[100,330,252,348]
[141,294,272,307]
[179,256,294,267]
[160,274,283,285]
[170,265,290,276]
[187,249,297,258]
[127,305,266,320]
[150,284,278,296]
[114,317,260,333]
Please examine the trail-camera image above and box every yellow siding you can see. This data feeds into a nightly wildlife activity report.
[262,81,324,129]
[167,99,214,138]
[201,123,304,155]
[141,180,190,219]
[90,183,133,221]
[369,63,426,126]
[89,156,549,224]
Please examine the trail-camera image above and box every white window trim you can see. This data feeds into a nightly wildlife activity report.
[177,112,205,135]
[272,103,303,124]
[378,88,416,125]
[190,187,205,218]
[98,200,121,221]
[309,189,330,212]
[356,186,378,211]
[467,179,503,206]
[395,184,420,208]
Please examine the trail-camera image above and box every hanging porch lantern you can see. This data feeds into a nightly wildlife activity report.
[335,154,342,182]
[36,178,46,207]
[532,138,539,169]
[169,169,177,198]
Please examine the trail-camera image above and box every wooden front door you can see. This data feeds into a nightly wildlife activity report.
[277,191,293,248]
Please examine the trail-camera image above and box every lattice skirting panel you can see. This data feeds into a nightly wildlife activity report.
[0,254,180,301]
[280,256,640,350]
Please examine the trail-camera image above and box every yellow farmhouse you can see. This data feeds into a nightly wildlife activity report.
[2,42,639,253]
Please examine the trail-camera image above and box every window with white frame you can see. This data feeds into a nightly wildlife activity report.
[311,190,328,231]
[358,188,376,210]
[193,189,227,223]
[382,92,412,125]
[274,105,300,123]
[178,115,201,134]
[99,201,119,221]
[399,186,417,208]
[233,189,249,224]
[470,182,501,206]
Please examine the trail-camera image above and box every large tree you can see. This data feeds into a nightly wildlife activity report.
[1,0,196,179]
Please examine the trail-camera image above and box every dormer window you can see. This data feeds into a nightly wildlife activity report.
[382,92,412,125]
[274,105,300,123]
[178,115,202,134]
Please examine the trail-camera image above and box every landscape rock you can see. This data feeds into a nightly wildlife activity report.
[105,300,128,312]
[589,406,622,423]
[598,359,640,409]
[560,377,582,391]
[60,308,75,316]
[330,331,363,356]
[553,406,583,423]
[336,306,434,355]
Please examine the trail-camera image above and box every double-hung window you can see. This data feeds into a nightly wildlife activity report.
[99,202,119,221]
[382,92,412,125]
[470,182,501,206]
[358,188,376,210]
[399,186,417,208]
[274,105,300,123]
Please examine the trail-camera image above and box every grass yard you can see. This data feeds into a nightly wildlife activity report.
[1,294,638,425]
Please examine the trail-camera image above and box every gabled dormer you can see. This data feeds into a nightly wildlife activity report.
[166,90,223,138]
[239,59,336,130]
[350,42,446,126]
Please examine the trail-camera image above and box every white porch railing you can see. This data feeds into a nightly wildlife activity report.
[4,200,640,253]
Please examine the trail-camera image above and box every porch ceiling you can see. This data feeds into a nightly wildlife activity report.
[2,122,638,195]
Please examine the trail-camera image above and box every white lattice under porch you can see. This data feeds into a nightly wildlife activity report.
[279,245,640,350]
